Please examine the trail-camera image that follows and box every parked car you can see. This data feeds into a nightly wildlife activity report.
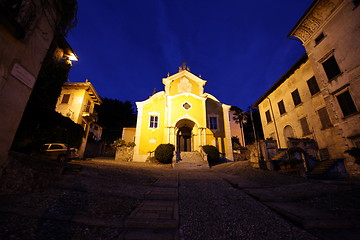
[36,143,79,162]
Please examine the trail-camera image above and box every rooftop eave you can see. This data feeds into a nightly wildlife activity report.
[162,70,207,86]
[252,54,308,108]
[63,82,102,105]
[287,0,342,44]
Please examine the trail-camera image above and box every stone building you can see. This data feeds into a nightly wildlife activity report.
[132,64,235,162]
[255,0,360,176]
[55,81,102,157]
[0,0,76,169]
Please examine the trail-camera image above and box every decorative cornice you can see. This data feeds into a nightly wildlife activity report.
[288,0,342,44]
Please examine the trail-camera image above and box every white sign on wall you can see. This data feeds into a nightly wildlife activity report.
[11,63,36,89]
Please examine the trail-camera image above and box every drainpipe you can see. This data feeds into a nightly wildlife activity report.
[266,97,281,148]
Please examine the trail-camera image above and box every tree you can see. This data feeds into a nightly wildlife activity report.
[230,106,247,147]
[95,98,137,143]
[245,108,264,145]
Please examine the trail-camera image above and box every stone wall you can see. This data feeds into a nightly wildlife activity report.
[0,0,64,172]
[247,143,262,168]
[344,157,360,178]
[115,146,134,161]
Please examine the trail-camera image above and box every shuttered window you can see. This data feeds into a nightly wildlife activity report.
[317,107,333,129]
[307,76,320,95]
[336,90,357,117]
[265,110,272,123]
[315,32,325,45]
[291,89,302,106]
[299,117,311,136]
[322,55,341,81]
[61,94,70,104]
[278,100,286,115]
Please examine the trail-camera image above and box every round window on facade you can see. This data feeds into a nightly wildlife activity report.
[183,102,191,110]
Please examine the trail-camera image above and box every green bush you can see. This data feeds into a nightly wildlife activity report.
[114,139,135,148]
[155,144,175,164]
[202,145,220,165]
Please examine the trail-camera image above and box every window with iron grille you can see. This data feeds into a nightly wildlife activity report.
[317,107,333,129]
[307,76,320,95]
[149,115,158,128]
[61,94,70,104]
[336,90,357,117]
[322,55,341,81]
[209,117,218,130]
[278,100,286,115]
[299,117,311,136]
[291,89,302,106]
[265,110,272,123]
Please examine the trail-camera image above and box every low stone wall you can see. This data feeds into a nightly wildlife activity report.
[344,157,360,178]
[115,146,134,161]
[233,150,250,161]
[247,143,262,168]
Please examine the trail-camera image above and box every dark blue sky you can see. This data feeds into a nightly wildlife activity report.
[67,0,313,110]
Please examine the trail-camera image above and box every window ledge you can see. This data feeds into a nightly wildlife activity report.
[311,91,321,98]
[294,102,303,108]
[314,37,326,47]
[320,125,334,130]
[342,111,360,120]
[329,72,343,82]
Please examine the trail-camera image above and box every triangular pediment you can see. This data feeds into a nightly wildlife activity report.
[162,70,207,96]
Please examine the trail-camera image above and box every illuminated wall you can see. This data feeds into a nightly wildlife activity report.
[0,0,70,168]
[287,0,360,175]
[256,57,342,159]
[133,67,233,162]
[55,81,102,157]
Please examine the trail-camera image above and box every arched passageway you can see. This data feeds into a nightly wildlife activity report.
[176,119,195,152]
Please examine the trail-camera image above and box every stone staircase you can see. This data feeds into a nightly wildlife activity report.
[310,159,338,175]
[174,151,209,168]
[272,150,288,161]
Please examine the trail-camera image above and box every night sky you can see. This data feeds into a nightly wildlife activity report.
[67,0,313,111]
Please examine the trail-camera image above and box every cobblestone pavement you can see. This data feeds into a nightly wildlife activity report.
[0,158,359,240]
[178,169,318,240]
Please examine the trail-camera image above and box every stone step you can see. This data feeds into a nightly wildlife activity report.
[179,151,204,162]
[175,162,209,168]
[175,151,208,168]
[272,151,288,161]
[311,159,338,175]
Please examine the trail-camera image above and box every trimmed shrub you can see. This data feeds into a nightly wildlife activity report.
[202,145,220,165]
[155,144,175,164]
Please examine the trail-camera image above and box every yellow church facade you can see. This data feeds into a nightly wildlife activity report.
[133,65,233,162]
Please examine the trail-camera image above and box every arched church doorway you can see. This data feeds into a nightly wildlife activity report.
[176,119,195,152]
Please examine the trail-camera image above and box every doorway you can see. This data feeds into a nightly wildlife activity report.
[178,126,192,152]
[176,119,195,152]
